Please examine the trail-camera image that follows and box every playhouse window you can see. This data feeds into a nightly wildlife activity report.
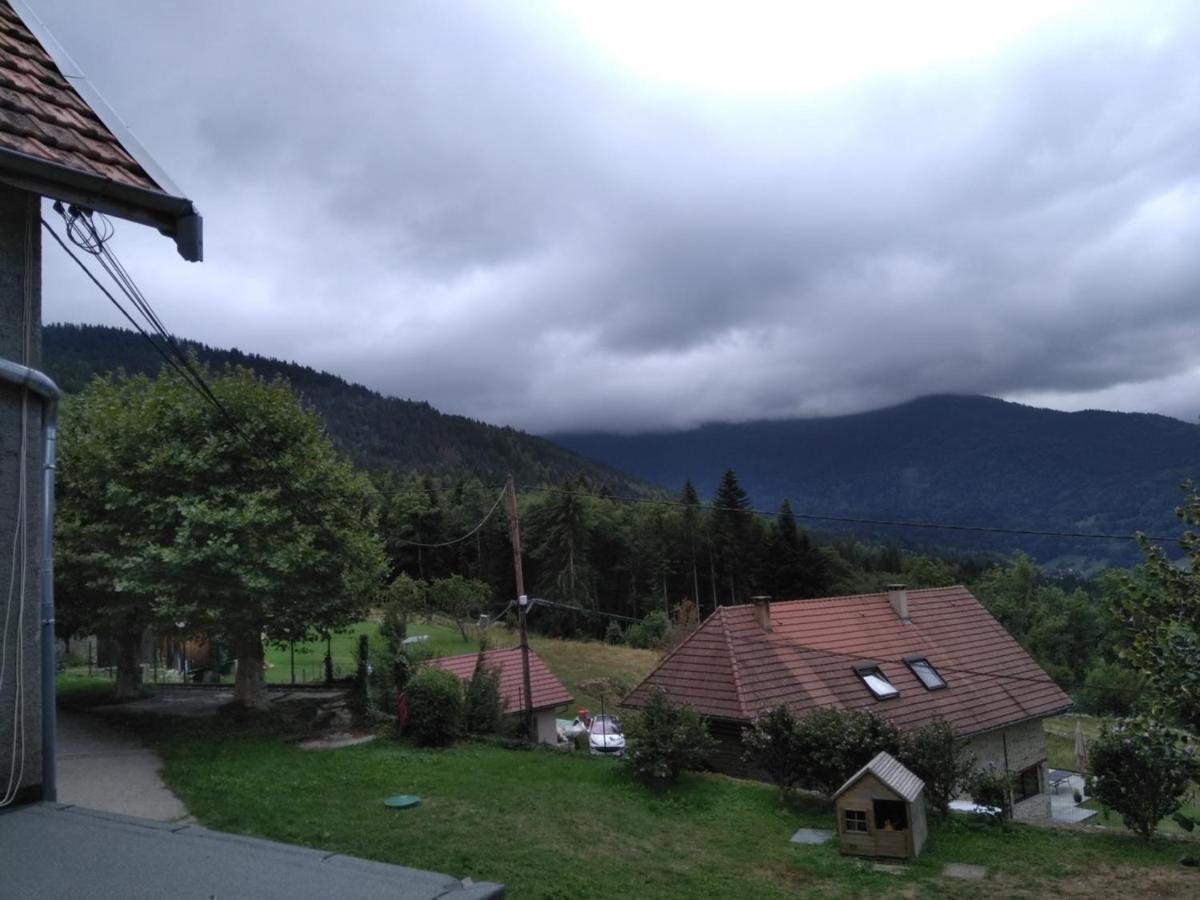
[855,665,898,699]
[904,656,947,690]
[844,808,868,833]
[873,799,909,831]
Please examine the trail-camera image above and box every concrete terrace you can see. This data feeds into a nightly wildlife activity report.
[0,803,503,900]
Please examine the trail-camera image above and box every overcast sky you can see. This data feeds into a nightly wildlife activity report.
[28,0,1200,433]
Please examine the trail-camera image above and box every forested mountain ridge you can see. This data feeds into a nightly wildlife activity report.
[550,395,1200,566]
[42,323,651,493]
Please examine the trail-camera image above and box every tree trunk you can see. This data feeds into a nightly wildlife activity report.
[113,630,143,700]
[233,635,270,709]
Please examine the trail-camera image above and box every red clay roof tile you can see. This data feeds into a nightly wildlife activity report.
[426,647,573,714]
[622,586,1071,737]
[0,0,160,191]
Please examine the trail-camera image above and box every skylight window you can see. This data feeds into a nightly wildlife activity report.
[854,664,898,699]
[904,656,947,690]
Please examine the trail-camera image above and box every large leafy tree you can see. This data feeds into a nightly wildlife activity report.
[1115,486,1200,730]
[57,376,161,698]
[57,366,387,708]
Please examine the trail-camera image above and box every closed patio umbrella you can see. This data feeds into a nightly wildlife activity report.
[1074,719,1089,775]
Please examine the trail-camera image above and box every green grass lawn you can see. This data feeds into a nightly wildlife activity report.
[262,621,389,684]
[149,716,1200,899]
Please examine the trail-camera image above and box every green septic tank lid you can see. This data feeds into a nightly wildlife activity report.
[384,794,421,809]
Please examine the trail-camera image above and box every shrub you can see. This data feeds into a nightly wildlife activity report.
[624,687,714,787]
[897,718,975,823]
[464,650,505,736]
[641,610,671,647]
[405,667,464,746]
[1090,716,1199,840]
[605,620,625,645]
[624,623,649,649]
[965,767,1015,822]
[742,705,806,797]
[793,707,901,797]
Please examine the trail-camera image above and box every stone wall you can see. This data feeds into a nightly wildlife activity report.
[0,184,44,804]
[966,717,1051,821]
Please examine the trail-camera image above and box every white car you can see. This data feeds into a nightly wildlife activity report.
[588,714,625,757]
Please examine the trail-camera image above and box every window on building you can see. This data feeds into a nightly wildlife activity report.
[854,664,899,699]
[873,799,909,831]
[1014,765,1041,802]
[844,808,868,833]
[904,656,947,690]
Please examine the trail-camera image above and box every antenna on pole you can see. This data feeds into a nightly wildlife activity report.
[506,474,536,743]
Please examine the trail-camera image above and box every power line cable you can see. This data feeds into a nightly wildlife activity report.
[521,484,1184,545]
[390,487,507,548]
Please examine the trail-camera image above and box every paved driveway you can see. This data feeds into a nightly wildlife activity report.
[56,709,189,822]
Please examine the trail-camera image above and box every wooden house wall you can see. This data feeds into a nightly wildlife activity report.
[836,774,926,859]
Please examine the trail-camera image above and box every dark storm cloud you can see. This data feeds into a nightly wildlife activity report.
[30,0,1200,432]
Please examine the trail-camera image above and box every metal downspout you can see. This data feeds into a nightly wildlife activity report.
[0,357,61,802]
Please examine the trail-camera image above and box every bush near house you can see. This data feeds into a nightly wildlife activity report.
[405,667,464,745]
[1089,716,1199,841]
[897,718,975,823]
[793,708,901,797]
[965,767,1015,822]
[742,705,806,798]
[624,687,714,787]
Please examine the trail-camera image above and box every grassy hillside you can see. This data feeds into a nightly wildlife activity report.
[43,322,652,492]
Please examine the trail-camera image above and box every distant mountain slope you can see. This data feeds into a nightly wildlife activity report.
[550,395,1200,565]
[43,323,651,492]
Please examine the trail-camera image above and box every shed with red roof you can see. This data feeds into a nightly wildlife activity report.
[622,586,1070,821]
[428,647,573,744]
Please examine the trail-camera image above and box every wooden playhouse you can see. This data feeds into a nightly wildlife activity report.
[833,751,927,859]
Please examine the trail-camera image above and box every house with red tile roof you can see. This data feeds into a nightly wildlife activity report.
[428,647,573,744]
[621,586,1071,821]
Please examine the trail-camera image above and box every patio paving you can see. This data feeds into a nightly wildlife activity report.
[789,827,834,844]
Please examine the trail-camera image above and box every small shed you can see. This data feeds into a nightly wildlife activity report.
[833,751,927,859]
[426,647,572,744]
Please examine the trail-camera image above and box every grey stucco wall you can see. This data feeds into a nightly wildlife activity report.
[966,717,1051,821]
[0,184,43,803]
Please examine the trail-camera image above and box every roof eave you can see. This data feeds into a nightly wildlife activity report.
[0,147,202,261]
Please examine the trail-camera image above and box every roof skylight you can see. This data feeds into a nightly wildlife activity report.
[854,665,898,699]
[905,656,947,690]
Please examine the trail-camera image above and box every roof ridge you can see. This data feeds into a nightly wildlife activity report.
[724,585,969,610]
[718,607,750,720]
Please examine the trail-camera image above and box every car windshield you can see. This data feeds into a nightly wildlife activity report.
[590,716,622,735]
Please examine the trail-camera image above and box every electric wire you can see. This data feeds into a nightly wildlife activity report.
[52,207,251,445]
[41,212,1172,705]
[522,597,1144,697]
[1,207,34,807]
[390,487,507,548]
[520,485,1184,545]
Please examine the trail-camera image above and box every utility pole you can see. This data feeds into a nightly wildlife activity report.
[505,474,536,743]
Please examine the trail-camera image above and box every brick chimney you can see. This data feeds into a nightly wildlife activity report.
[751,596,773,632]
[887,584,911,624]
